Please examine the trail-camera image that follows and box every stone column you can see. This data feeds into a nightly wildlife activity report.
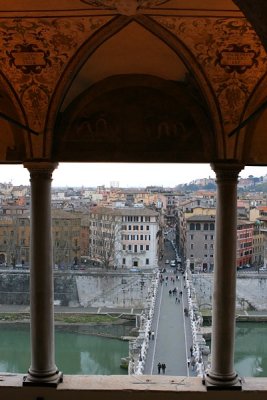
[23,162,63,386]
[205,163,243,389]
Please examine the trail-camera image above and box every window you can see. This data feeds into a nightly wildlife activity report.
[140,245,143,251]
[146,226,149,230]
[190,223,195,230]
[128,245,132,251]
[134,245,137,252]
[204,223,209,230]
[191,243,194,249]
[146,258,149,265]
[122,258,126,265]
[210,223,215,230]
[146,245,149,250]
[196,223,201,230]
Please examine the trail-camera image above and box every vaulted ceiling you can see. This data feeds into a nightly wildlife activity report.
[0,1,267,166]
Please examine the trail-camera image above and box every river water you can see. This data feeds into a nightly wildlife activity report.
[0,324,129,375]
[0,322,267,376]
[235,322,267,377]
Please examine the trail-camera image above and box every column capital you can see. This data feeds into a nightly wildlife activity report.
[24,161,58,180]
[211,162,244,183]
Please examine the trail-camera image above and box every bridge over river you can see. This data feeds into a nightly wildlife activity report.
[128,239,207,377]
[142,267,195,376]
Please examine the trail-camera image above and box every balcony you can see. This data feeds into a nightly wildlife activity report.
[126,250,146,254]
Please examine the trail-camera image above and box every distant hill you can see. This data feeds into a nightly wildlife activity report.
[240,181,267,192]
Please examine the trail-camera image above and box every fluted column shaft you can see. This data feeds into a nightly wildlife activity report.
[206,163,243,388]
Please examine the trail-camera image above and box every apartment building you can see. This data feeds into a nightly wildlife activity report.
[0,217,18,266]
[186,215,264,271]
[89,205,159,269]
[186,215,215,272]
[0,210,82,267]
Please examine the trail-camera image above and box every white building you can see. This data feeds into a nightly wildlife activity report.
[89,205,159,270]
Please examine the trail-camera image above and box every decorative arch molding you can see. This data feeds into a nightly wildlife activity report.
[0,71,28,161]
[47,14,222,160]
[54,74,216,163]
[239,71,267,164]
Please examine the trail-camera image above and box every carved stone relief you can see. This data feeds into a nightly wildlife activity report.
[0,16,112,133]
[153,16,267,129]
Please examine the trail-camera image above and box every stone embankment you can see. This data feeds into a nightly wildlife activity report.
[0,270,154,309]
[192,272,267,312]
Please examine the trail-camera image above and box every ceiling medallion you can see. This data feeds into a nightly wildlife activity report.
[81,1,169,16]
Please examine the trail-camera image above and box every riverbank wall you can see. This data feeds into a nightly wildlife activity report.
[192,273,267,311]
[1,270,267,314]
[0,270,153,309]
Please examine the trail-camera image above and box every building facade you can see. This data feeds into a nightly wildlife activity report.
[186,215,215,272]
[0,210,82,267]
[186,215,264,271]
[236,220,254,268]
[89,206,159,269]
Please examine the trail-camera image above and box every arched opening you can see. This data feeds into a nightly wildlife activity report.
[54,75,215,163]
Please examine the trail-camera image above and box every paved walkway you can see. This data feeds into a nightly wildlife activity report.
[143,241,194,376]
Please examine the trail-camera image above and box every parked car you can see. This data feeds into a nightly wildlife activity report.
[15,263,29,270]
[130,268,139,272]
[170,260,176,267]
[165,259,169,264]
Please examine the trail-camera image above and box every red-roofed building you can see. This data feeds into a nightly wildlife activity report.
[236,221,254,268]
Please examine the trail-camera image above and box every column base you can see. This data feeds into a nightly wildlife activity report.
[23,369,63,387]
[205,372,242,391]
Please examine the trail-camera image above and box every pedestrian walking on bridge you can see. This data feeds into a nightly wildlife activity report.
[190,345,193,356]
[161,363,166,374]
[157,362,162,374]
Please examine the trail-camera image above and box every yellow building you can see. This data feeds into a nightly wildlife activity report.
[0,210,82,267]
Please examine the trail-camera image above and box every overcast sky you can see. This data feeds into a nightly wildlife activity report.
[0,163,266,188]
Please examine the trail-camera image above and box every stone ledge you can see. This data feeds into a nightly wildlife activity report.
[0,375,267,399]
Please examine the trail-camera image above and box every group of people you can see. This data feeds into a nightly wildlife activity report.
[157,362,166,374]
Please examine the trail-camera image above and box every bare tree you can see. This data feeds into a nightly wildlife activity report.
[90,217,122,269]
